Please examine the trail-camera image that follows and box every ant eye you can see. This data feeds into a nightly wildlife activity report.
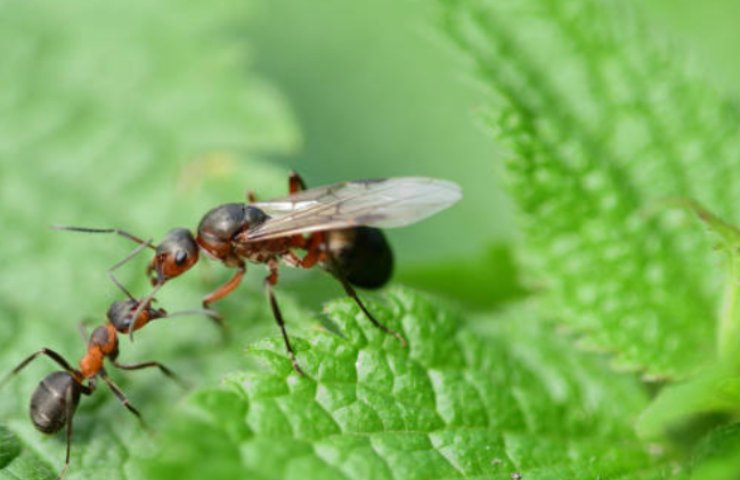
[174,251,188,266]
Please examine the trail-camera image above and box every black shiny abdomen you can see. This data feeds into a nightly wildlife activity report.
[326,227,393,289]
[30,371,81,434]
[197,203,268,243]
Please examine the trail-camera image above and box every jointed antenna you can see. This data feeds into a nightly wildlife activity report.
[51,225,156,250]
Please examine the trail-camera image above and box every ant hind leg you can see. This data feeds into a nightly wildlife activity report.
[330,259,407,347]
[264,263,304,375]
[57,386,76,480]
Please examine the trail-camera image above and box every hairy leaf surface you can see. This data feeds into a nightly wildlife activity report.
[436,0,740,377]
[144,289,669,479]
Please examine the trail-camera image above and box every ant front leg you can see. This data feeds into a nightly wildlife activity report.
[112,359,188,389]
[1,349,79,387]
[200,262,246,337]
[264,261,304,375]
[202,262,246,310]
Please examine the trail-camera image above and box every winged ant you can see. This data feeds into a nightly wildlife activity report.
[54,172,462,373]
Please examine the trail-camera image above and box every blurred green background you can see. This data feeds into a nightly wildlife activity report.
[0,0,739,478]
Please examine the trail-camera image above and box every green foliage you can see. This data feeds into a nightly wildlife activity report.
[437,0,740,378]
[397,244,526,310]
[637,365,740,441]
[633,199,740,473]
[0,0,298,478]
[0,426,54,480]
[0,0,738,478]
[245,0,515,264]
[690,423,740,480]
[143,289,666,480]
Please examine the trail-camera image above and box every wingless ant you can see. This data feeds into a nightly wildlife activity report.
[0,298,210,479]
[54,173,462,373]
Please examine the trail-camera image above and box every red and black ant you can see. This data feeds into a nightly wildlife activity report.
[54,172,462,373]
[0,298,210,479]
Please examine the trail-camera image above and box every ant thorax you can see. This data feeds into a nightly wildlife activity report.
[196,203,268,261]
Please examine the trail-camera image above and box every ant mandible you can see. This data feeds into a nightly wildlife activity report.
[54,172,462,374]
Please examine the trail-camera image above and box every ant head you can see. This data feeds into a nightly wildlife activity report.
[148,228,199,285]
[30,371,82,434]
[107,299,167,334]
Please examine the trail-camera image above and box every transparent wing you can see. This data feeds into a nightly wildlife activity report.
[246,177,462,241]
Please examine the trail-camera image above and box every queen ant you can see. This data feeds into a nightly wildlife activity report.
[54,172,461,373]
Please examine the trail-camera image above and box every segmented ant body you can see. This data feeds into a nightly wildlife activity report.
[55,172,462,373]
[0,299,199,479]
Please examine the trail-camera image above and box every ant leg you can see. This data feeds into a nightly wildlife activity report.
[299,232,325,268]
[202,263,246,308]
[98,368,146,427]
[281,233,326,269]
[80,377,96,396]
[288,171,307,193]
[1,349,78,387]
[329,259,407,347]
[196,263,247,340]
[112,359,188,389]
[264,263,304,375]
[57,385,76,480]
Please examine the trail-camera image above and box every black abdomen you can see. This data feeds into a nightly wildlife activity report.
[325,227,393,289]
[30,372,81,434]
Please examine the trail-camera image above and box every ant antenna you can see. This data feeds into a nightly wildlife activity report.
[107,240,154,300]
[50,225,156,250]
[77,322,90,342]
[166,307,226,339]
[164,308,222,321]
[126,282,164,342]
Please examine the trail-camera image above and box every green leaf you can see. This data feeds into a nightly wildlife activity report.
[397,243,526,310]
[635,201,740,452]
[637,366,740,442]
[660,199,740,364]
[435,0,740,377]
[0,428,54,480]
[690,423,740,480]
[142,288,669,479]
[0,0,298,478]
